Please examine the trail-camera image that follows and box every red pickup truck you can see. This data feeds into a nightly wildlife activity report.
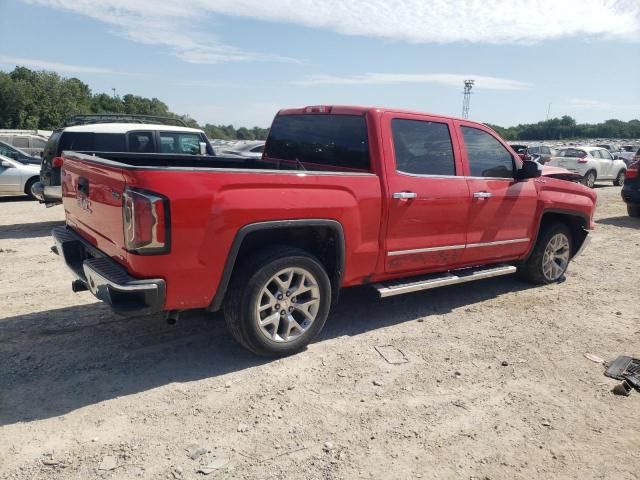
[52,106,596,356]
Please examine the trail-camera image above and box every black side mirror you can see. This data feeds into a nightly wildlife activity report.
[516,160,541,181]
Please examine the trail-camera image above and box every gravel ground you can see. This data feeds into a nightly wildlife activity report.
[0,185,639,480]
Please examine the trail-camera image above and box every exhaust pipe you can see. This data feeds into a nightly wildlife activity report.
[166,310,181,325]
[71,279,88,292]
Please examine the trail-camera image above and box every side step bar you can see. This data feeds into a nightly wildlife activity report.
[373,264,517,298]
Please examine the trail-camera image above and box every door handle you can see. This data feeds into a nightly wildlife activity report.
[393,192,417,199]
[473,191,492,199]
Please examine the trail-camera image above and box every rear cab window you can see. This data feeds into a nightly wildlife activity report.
[391,119,456,176]
[264,114,370,172]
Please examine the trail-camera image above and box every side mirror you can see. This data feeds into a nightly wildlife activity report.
[1,160,15,168]
[516,160,541,181]
[199,142,207,155]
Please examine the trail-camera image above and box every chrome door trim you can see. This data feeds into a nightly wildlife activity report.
[466,238,529,248]
[387,237,530,256]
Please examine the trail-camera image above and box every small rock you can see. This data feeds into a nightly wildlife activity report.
[615,311,622,316]
[323,442,334,452]
[237,423,250,433]
[417,318,424,323]
[188,447,208,460]
[287,385,295,390]
[541,420,551,427]
[454,371,462,377]
[98,455,118,471]
[372,380,384,387]
[41,458,60,466]
[501,361,509,367]
[224,382,231,388]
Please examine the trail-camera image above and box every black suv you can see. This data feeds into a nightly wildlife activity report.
[34,114,214,204]
[622,150,640,217]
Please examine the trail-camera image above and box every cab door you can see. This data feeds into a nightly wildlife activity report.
[382,113,470,274]
[455,122,538,264]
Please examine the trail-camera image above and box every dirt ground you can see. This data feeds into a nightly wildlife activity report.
[1,184,639,480]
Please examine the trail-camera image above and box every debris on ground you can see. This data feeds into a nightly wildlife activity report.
[374,345,409,364]
[97,455,118,471]
[603,356,640,396]
[584,353,604,364]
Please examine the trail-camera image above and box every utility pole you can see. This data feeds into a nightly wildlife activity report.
[462,79,474,119]
[546,103,551,120]
[112,88,117,99]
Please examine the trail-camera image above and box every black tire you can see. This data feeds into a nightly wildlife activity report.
[24,177,39,200]
[628,204,640,217]
[518,222,573,285]
[223,246,332,357]
[614,170,625,186]
[581,170,596,188]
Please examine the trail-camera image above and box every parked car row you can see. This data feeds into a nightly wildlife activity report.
[0,130,51,157]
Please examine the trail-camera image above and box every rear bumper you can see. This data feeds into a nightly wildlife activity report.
[52,226,165,316]
[32,182,62,203]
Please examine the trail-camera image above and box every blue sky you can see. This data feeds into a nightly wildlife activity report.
[1,0,639,128]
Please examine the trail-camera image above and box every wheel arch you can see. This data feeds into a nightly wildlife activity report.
[208,219,345,312]
[24,175,40,195]
[526,209,590,260]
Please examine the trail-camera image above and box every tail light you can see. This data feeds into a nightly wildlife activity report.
[122,188,170,254]
[304,105,332,113]
[626,161,639,179]
[52,156,64,168]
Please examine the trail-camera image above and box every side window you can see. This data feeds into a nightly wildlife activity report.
[159,132,201,154]
[128,132,154,153]
[600,150,613,160]
[590,150,601,159]
[391,119,456,176]
[461,127,514,179]
[94,134,126,152]
[32,138,47,149]
[12,137,29,148]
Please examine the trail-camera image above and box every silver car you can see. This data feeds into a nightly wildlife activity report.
[0,154,41,199]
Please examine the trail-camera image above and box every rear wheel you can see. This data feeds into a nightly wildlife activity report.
[628,204,640,217]
[24,177,39,200]
[518,223,573,284]
[614,170,625,186]
[223,246,331,357]
[582,170,596,188]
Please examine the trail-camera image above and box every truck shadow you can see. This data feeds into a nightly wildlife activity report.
[0,277,530,426]
[596,215,640,229]
[0,220,64,240]
[0,195,32,203]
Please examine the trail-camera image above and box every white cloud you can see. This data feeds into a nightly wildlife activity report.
[0,55,129,75]
[23,0,640,65]
[292,73,531,90]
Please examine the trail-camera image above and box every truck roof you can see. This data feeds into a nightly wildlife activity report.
[277,105,471,123]
[62,123,204,134]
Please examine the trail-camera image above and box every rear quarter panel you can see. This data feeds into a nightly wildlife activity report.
[123,169,383,310]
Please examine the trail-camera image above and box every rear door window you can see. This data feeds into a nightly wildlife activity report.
[265,114,370,171]
[391,119,456,176]
[128,131,154,153]
[461,127,514,178]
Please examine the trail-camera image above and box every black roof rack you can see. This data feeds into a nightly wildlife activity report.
[64,114,187,127]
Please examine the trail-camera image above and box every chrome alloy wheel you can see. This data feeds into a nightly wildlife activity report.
[542,233,570,281]
[255,267,321,343]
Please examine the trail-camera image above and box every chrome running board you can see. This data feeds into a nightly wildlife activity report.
[373,264,517,298]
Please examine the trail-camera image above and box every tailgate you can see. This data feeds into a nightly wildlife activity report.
[61,153,127,255]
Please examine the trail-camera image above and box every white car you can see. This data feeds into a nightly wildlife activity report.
[547,146,627,188]
[223,141,265,159]
[0,154,41,199]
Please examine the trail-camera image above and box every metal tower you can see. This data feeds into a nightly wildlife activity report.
[462,79,474,119]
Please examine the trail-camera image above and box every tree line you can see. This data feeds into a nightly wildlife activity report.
[1,67,638,142]
[0,67,269,140]
[487,115,640,141]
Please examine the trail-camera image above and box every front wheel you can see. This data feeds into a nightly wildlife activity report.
[223,246,332,357]
[518,223,573,285]
[24,177,39,200]
[614,170,625,186]
[582,171,596,188]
